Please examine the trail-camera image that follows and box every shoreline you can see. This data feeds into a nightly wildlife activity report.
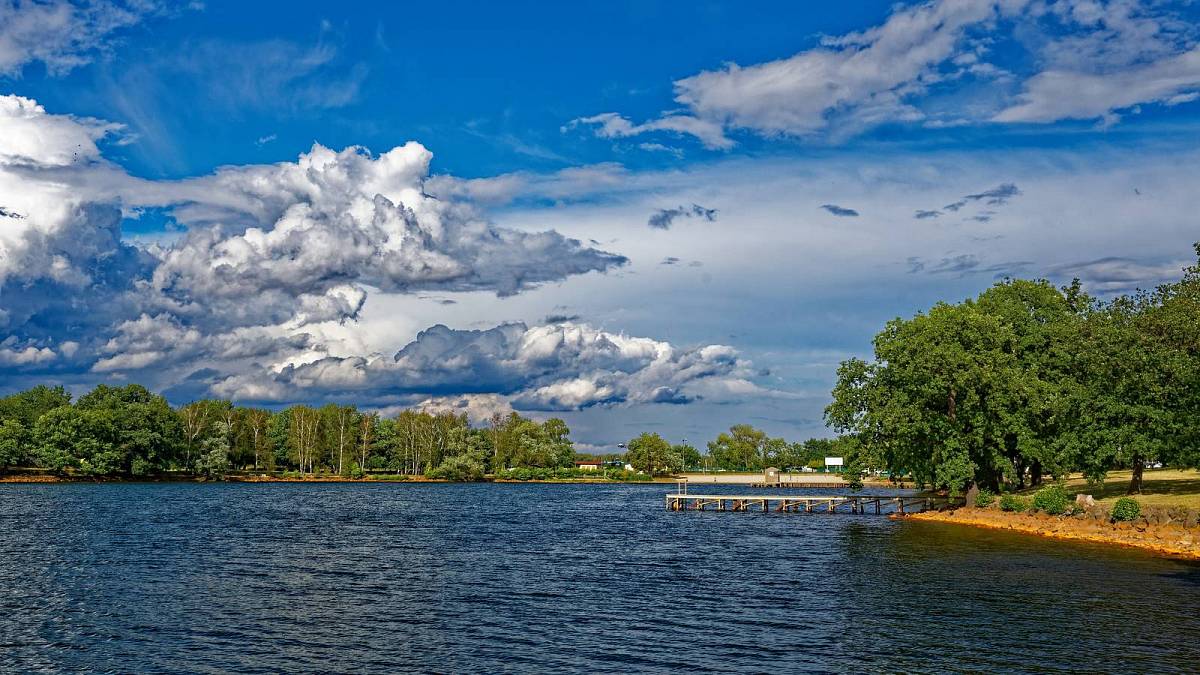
[903,506,1200,560]
[0,473,679,485]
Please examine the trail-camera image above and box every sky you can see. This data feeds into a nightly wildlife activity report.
[3,0,1200,450]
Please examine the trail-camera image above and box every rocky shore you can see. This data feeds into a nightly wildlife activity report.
[906,503,1200,559]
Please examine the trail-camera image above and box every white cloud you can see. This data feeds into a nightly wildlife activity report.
[0,0,159,77]
[0,94,774,421]
[208,321,756,412]
[426,162,629,206]
[994,45,1200,123]
[0,337,55,366]
[566,112,733,150]
[573,0,1200,143]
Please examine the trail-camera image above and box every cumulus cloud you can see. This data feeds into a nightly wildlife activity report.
[647,203,717,230]
[0,337,56,366]
[0,0,160,77]
[0,94,634,401]
[0,94,749,419]
[206,322,756,412]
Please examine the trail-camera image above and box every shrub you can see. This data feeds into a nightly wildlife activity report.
[1111,497,1141,522]
[999,494,1029,512]
[426,454,485,482]
[974,488,995,508]
[1032,485,1071,515]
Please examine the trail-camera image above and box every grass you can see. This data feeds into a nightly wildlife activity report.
[1020,469,1200,510]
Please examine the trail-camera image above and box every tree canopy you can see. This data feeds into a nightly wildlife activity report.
[827,247,1200,495]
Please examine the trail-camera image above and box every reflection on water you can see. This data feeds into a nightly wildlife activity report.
[1,483,1197,673]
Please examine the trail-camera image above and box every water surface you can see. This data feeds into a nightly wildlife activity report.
[2,483,1197,673]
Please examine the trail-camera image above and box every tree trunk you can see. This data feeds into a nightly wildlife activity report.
[1030,462,1043,487]
[1128,457,1144,494]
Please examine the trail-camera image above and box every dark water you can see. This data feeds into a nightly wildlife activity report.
[2,483,1198,674]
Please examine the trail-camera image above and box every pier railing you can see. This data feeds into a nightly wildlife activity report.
[665,490,952,515]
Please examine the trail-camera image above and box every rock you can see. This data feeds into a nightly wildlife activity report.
[1075,494,1096,509]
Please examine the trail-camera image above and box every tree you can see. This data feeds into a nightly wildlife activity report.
[673,443,701,470]
[287,406,321,473]
[826,281,1081,495]
[0,419,26,469]
[195,421,232,478]
[355,412,378,476]
[626,432,678,475]
[321,404,357,475]
[707,424,769,471]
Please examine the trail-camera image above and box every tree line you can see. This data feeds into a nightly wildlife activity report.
[0,381,861,481]
[826,244,1200,495]
[0,386,577,481]
[621,426,857,475]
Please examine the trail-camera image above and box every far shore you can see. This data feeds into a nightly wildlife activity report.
[0,470,679,485]
[1,469,906,487]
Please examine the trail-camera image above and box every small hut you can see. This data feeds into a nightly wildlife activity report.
[763,467,781,486]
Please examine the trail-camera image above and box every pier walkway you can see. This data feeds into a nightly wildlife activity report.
[665,481,952,515]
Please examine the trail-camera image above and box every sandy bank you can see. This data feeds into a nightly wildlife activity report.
[905,506,1200,560]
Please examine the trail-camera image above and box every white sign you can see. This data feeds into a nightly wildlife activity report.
[824,456,844,467]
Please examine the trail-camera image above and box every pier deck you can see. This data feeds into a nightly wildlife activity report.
[665,492,950,514]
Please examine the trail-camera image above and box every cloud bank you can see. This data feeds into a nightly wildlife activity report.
[0,94,756,416]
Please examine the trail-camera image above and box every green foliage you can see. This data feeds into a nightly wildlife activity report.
[1111,497,1141,522]
[626,432,680,475]
[1032,484,1071,515]
[30,385,182,476]
[497,466,651,482]
[999,494,1029,513]
[426,453,485,481]
[825,249,1200,495]
[974,488,995,508]
[0,419,26,469]
[707,424,768,470]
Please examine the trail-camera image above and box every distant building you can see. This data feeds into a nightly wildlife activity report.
[825,456,844,471]
[575,460,601,471]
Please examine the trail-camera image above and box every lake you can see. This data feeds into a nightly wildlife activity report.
[1,483,1197,673]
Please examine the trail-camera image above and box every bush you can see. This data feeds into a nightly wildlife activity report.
[974,488,995,508]
[1032,485,1071,515]
[426,454,485,482]
[999,494,1029,512]
[1111,497,1141,522]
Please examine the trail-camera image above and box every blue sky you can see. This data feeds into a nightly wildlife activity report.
[3,0,1200,449]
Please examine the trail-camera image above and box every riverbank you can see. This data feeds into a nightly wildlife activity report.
[906,505,1200,559]
[0,471,676,484]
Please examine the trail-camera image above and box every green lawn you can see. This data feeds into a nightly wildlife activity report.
[1023,469,1200,509]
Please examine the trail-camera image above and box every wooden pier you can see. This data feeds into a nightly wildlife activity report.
[665,482,951,515]
[750,481,847,489]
